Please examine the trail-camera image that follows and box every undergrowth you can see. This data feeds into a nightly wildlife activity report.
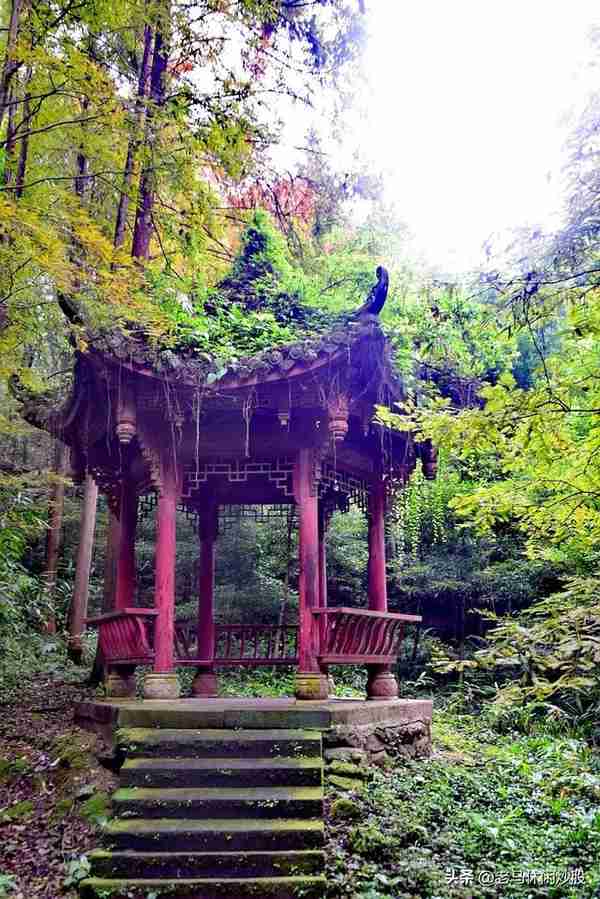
[326,704,600,899]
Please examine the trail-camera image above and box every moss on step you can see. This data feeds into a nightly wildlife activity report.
[80,875,327,899]
[87,849,325,879]
[327,774,365,792]
[326,761,370,780]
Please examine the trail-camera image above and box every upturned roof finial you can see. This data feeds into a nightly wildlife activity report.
[353,265,389,317]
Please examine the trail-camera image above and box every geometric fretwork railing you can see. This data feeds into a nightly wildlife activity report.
[87,608,157,665]
[216,624,299,666]
[313,607,421,665]
[174,620,299,666]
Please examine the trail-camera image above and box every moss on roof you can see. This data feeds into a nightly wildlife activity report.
[89,212,400,393]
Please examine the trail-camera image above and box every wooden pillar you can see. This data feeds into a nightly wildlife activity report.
[192,496,219,697]
[367,478,398,700]
[368,481,387,613]
[294,449,328,700]
[318,505,328,611]
[319,503,336,696]
[144,460,180,699]
[104,491,138,699]
[115,480,138,609]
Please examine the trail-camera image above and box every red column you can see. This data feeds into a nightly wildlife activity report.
[104,482,139,698]
[319,504,335,695]
[367,478,398,700]
[115,481,138,610]
[144,461,181,699]
[294,449,328,700]
[368,481,387,612]
[318,505,328,611]
[192,497,219,697]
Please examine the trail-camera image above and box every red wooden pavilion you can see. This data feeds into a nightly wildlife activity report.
[23,298,435,701]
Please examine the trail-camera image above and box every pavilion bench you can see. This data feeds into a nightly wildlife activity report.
[88,606,421,673]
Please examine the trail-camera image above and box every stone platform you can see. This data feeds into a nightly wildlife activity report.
[76,697,433,763]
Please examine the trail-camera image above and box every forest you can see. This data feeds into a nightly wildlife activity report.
[1,1,600,898]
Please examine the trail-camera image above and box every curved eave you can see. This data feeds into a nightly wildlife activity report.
[88,337,404,401]
[10,362,85,443]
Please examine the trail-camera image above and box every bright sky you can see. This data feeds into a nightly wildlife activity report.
[359,0,599,273]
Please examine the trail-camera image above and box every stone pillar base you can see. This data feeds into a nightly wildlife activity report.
[143,672,180,700]
[105,669,137,698]
[295,672,329,700]
[366,665,399,700]
[191,668,219,698]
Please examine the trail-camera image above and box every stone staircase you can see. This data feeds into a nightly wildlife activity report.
[80,728,326,899]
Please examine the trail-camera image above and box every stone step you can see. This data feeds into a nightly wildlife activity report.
[80,875,327,899]
[104,818,324,852]
[114,705,331,731]
[88,848,325,879]
[117,728,322,759]
[113,786,324,819]
[121,757,323,789]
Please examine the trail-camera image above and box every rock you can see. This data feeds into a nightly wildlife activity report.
[324,748,369,764]
[327,761,370,781]
[366,733,386,752]
[327,774,364,792]
[330,797,361,820]
[370,750,392,769]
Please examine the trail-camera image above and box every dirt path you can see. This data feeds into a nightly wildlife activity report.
[0,677,117,899]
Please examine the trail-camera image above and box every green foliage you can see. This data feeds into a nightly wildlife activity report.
[390,456,464,558]
[0,799,34,823]
[62,855,91,889]
[453,577,600,733]
[78,792,110,826]
[0,874,16,898]
[326,708,600,898]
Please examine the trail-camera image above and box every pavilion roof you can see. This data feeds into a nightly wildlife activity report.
[90,312,404,398]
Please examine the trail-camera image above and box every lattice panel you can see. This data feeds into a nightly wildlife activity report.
[182,458,294,499]
[138,492,200,532]
[318,462,369,513]
[219,504,295,532]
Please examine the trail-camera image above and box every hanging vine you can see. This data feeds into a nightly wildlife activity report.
[391,451,455,559]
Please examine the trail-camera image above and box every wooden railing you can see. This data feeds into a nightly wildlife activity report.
[87,608,157,665]
[88,607,418,669]
[174,620,299,666]
[215,624,298,665]
[313,607,421,664]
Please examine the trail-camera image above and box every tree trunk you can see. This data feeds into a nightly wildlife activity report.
[67,474,98,663]
[114,23,154,249]
[3,84,18,187]
[43,442,69,634]
[131,28,168,260]
[0,0,23,131]
[14,65,33,197]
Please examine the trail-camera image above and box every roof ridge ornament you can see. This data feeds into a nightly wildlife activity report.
[352,265,389,318]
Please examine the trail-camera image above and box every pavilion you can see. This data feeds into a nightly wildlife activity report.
[18,266,436,702]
